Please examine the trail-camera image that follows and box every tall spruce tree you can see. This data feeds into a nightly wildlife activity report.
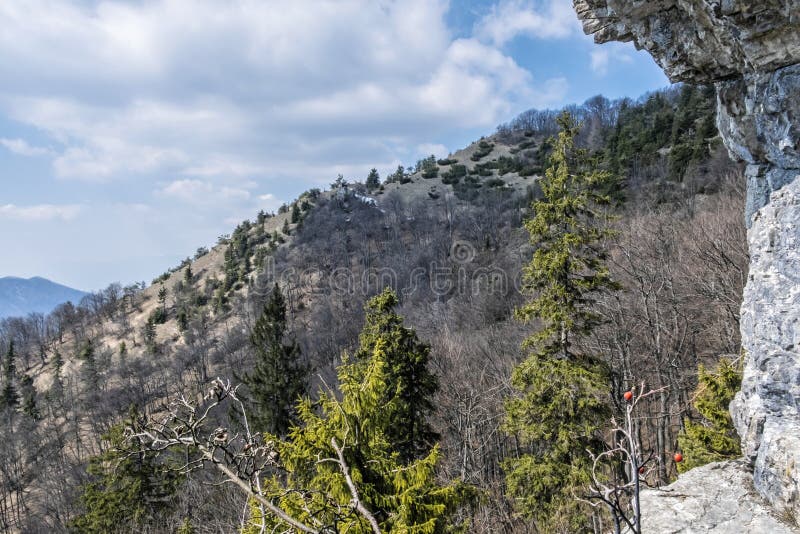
[351,289,439,462]
[245,294,471,533]
[503,112,619,532]
[20,374,40,421]
[1,341,18,412]
[244,284,307,436]
[79,341,100,393]
[677,358,742,472]
[69,406,180,533]
[366,168,380,190]
[291,203,301,224]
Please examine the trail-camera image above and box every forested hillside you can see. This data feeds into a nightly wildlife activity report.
[0,85,747,533]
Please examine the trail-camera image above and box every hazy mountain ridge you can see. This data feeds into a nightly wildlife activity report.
[0,276,87,319]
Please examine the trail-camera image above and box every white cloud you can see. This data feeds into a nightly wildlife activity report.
[0,0,570,186]
[219,187,251,202]
[589,44,634,76]
[156,178,267,212]
[157,179,214,204]
[591,49,610,75]
[416,143,449,159]
[476,0,580,46]
[0,138,51,157]
[0,203,81,222]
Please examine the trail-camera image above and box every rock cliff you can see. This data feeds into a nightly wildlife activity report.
[574,0,800,520]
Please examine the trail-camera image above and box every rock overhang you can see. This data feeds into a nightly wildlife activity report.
[574,0,800,84]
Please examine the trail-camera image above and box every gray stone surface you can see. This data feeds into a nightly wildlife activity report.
[573,0,800,84]
[638,461,799,533]
[574,0,800,524]
[717,66,800,219]
[732,176,800,517]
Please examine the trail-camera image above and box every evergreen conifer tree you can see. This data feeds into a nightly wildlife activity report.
[79,341,101,403]
[157,285,168,309]
[503,113,619,532]
[46,349,65,404]
[243,284,308,436]
[350,289,439,462]
[366,168,380,190]
[69,406,180,533]
[20,374,40,421]
[677,358,742,472]
[245,295,472,533]
[291,203,301,224]
[1,341,18,412]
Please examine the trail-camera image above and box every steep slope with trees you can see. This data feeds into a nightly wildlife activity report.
[0,86,750,533]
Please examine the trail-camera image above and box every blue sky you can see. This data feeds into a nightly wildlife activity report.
[0,0,669,291]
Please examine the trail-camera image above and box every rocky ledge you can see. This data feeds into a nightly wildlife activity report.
[638,461,798,533]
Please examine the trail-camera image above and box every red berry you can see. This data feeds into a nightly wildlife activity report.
[623,391,633,402]
[674,453,683,463]
[639,466,646,475]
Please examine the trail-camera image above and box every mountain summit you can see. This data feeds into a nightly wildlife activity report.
[0,276,86,319]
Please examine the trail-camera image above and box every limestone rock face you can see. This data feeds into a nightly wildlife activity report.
[734,176,800,515]
[573,0,800,84]
[574,0,800,521]
[637,461,798,533]
[716,66,800,219]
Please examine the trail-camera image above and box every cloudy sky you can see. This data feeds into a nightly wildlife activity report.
[0,0,668,291]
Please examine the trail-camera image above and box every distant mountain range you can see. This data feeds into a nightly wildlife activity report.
[0,276,87,319]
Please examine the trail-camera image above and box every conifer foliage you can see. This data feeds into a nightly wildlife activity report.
[245,289,470,533]
[366,168,381,190]
[677,358,742,472]
[350,289,439,462]
[243,283,308,437]
[69,406,180,533]
[503,113,618,532]
[1,341,18,413]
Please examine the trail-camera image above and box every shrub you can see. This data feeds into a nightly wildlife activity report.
[476,166,493,177]
[442,164,467,184]
[470,140,494,161]
[151,272,171,285]
[422,167,439,179]
[677,358,743,472]
[149,307,167,325]
[496,156,522,176]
